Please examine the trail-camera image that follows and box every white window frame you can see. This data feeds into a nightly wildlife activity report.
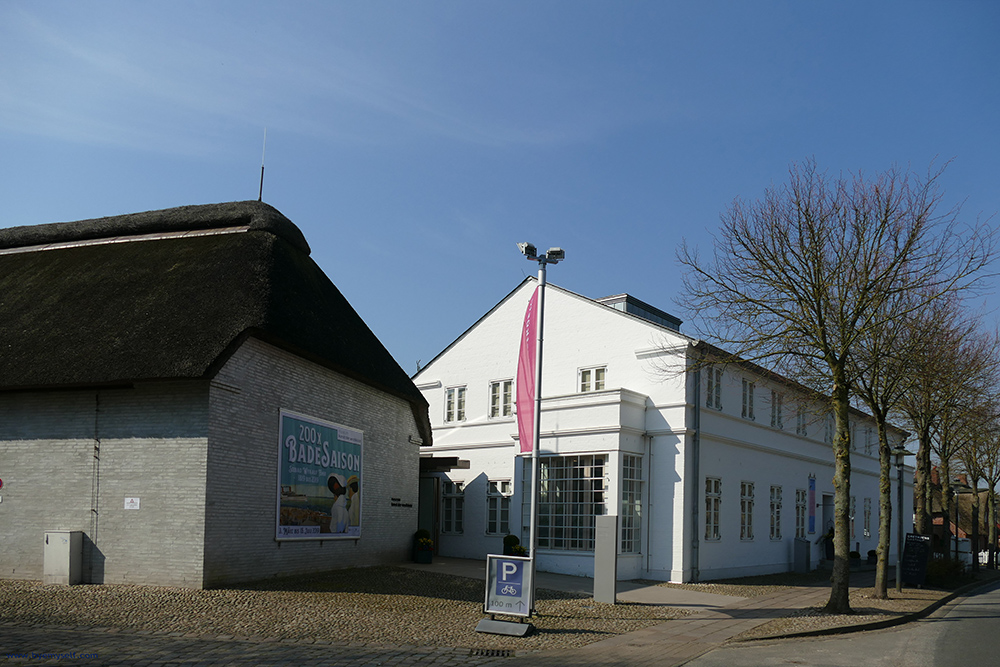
[740,481,754,541]
[742,379,755,421]
[824,413,834,445]
[863,497,872,539]
[769,485,782,540]
[705,477,721,541]
[441,480,464,534]
[850,495,857,540]
[531,455,607,551]
[770,390,784,429]
[579,366,607,393]
[795,488,807,538]
[489,379,513,419]
[706,366,723,410]
[621,455,643,554]
[864,426,874,455]
[486,479,512,535]
[444,386,466,423]
[796,402,808,436]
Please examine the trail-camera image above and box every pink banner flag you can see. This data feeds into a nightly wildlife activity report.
[516,286,539,453]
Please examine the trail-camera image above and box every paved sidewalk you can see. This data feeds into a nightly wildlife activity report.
[495,577,849,667]
[0,562,955,667]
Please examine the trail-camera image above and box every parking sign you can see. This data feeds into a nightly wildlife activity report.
[484,554,532,617]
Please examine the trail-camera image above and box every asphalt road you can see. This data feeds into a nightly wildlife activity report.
[686,579,1000,667]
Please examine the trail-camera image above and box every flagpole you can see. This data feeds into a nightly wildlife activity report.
[528,259,545,615]
[516,243,564,616]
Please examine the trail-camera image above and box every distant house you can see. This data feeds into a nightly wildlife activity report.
[0,201,431,588]
[413,279,912,582]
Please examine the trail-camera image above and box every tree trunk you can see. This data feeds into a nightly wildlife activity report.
[971,487,981,574]
[824,379,853,614]
[914,428,932,535]
[873,421,892,599]
[941,458,952,558]
[990,489,997,570]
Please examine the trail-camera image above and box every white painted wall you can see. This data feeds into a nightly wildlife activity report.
[415,278,914,582]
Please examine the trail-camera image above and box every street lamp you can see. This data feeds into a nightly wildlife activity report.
[951,480,972,564]
[517,242,564,615]
[891,446,912,593]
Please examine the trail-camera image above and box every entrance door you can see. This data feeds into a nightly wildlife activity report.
[418,477,439,550]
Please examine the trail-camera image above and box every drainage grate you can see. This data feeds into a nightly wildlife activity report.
[470,648,513,658]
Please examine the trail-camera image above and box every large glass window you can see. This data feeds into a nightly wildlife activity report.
[740,481,755,540]
[489,380,513,418]
[445,386,466,423]
[530,455,606,551]
[486,480,511,535]
[621,455,643,554]
[705,477,721,541]
[441,480,464,534]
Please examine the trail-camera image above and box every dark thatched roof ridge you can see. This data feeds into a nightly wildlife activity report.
[0,201,310,254]
[0,201,431,444]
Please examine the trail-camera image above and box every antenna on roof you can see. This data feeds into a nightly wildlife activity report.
[258,128,267,202]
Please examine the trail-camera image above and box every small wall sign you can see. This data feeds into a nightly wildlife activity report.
[124,497,140,510]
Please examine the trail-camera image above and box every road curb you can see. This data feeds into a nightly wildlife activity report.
[737,574,1000,642]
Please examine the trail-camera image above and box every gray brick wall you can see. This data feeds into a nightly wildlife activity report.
[204,337,421,586]
[0,338,422,588]
[0,383,209,586]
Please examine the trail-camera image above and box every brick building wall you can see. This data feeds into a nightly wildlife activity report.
[0,382,209,586]
[204,336,421,585]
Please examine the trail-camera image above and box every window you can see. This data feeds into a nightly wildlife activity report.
[706,367,722,409]
[824,413,834,445]
[531,455,606,550]
[770,391,784,429]
[850,495,856,540]
[705,477,721,541]
[849,421,857,452]
[864,427,874,455]
[621,455,643,553]
[486,480,511,535]
[795,489,807,538]
[580,366,606,393]
[770,486,782,540]
[796,402,808,436]
[740,481,754,540]
[444,386,466,423]
[441,480,464,534]
[863,497,872,539]
[742,379,755,420]
[489,380,513,418]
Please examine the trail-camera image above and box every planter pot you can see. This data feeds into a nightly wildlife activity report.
[414,549,432,564]
[824,540,835,560]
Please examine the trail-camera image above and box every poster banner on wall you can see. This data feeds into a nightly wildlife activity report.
[276,410,363,540]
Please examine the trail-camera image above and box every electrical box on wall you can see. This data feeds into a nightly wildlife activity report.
[43,530,83,585]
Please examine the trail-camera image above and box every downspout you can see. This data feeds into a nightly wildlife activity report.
[691,344,702,582]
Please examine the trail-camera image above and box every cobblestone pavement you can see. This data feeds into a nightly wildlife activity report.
[1,624,505,666]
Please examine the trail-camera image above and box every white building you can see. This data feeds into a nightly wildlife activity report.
[413,278,912,582]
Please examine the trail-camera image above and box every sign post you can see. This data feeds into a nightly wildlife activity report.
[476,555,534,636]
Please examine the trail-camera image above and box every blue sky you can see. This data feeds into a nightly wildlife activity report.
[2,1,998,374]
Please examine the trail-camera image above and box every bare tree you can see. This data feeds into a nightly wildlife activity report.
[678,160,993,613]
[850,292,914,598]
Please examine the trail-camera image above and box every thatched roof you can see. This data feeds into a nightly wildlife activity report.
[0,201,431,444]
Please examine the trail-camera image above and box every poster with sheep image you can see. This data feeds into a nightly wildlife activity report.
[276,410,362,540]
